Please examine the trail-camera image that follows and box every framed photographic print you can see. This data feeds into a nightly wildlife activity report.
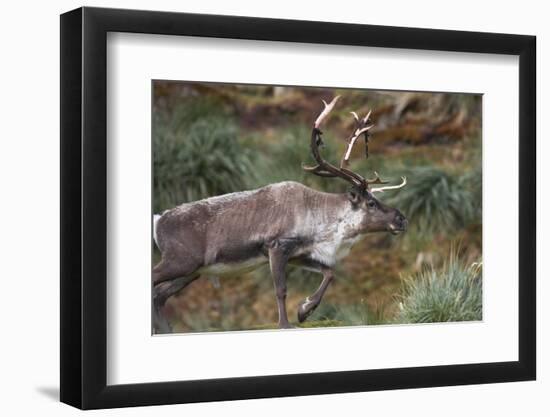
[60,6,536,409]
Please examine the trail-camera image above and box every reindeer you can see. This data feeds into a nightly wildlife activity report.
[152,96,407,332]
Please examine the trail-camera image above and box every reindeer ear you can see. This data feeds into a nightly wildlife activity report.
[347,189,362,205]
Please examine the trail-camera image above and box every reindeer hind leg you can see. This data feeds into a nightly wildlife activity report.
[152,273,200,334]
[152,256,202,334]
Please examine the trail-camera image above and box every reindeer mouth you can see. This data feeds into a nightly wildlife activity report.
[388,223,406,235]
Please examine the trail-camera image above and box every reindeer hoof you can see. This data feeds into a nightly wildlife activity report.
[297,298,318,323]
[278,321,295,329]
[153,306,173,334]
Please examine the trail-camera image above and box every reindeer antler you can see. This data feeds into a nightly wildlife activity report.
[341,109,373,168]
[304,96,407,193]
[303,96,365,188]
[371,176,407,193]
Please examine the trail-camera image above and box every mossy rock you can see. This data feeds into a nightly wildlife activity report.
[297,319,344,328]
[243,319,345,331]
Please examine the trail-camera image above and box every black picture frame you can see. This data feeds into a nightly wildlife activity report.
[60,6,536,410]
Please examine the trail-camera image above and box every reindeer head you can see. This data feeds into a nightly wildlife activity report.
[303,96,408,235]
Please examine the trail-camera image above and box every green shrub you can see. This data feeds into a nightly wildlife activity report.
[460,163,482,224]
[153,107,257,212]
[382,166,477,234]
[309,301,388,326]
[396,253,482,323]
[246,125,348,193]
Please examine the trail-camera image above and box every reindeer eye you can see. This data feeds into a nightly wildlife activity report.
[367,200,376,209]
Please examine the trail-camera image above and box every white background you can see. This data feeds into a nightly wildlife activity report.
[0,0,546,416]
[108,34,518,384]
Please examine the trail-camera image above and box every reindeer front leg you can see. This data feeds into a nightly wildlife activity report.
[297,268,334,323]
[268,240,294,329]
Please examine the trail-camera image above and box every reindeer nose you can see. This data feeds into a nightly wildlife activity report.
[395,212,407,230]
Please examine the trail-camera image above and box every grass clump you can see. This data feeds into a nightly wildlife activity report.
[245,125,347,193]
[460,163,482,224]
[309,301,389,326]
[396,253,482,324]
[383,166,478,234]
[153,104,257,212]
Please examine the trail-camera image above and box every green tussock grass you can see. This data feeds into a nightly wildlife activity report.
[383,166,479,234]
[309,301,389,326]
[153,102,257,212]
[243,124,347,193]
[396,252,482,324]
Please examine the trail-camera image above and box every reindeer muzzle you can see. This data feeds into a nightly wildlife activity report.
[389,213,408,235]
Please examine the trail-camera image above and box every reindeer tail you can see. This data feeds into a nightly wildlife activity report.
[153,214,162,249]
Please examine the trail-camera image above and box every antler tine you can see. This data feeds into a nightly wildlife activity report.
[362,109,372,124]
[340,110,374,168]
[365,171,389,185]
[314,96,340,128]
[341,125,374,167]
[371,176,407,193]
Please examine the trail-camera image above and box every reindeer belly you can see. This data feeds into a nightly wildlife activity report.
[199,256,268,277]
